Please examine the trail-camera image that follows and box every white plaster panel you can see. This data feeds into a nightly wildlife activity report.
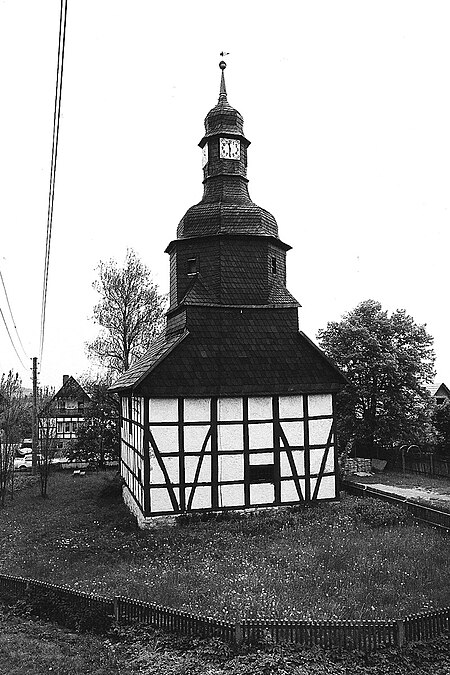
[249,452,274,465]
[187,485,211,510]
[184,425,210,453]
[150,487,178,513]
[218,454,244,482]
[219,483,244,507]
[149,456,179,485]
[280,480,301,502]
[250,483,274,505]
[162,456,179,483]
[149,398,178,423]
[184,455,211,484]
[309,418,333,446]
[308,394,333,417]
[132,397,141,424]
[310,475,336,500]
[218,397,243,421]
[184,398,211,422]
[280,448,304,477]
[133,428,143,454]
[280,421,304,447]
[309,447,335,475]
[218,424,243,451]
[149,460,165,485]
[150,426,179,453]
[248,423,273,449]
[279,395,303,419]
[248,396,273,420]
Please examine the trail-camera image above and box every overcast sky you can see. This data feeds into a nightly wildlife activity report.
[0,1,449,390]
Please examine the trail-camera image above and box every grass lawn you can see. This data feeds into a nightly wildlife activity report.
[0,607,122,675]
[0,470,449,624]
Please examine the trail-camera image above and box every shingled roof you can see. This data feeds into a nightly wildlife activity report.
[202,60,245,139]
[110,331,189,391]
[54,376,90,402]
[110,317,346,397]
[177,202,279,239]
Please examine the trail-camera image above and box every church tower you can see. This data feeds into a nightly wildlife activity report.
[111,63,346,525]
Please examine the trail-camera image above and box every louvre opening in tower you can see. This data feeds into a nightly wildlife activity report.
[110,62,346,525]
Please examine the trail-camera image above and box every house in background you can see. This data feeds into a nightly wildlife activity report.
[110,62,346,525]
[426,382,450,405]
[42,375,91,451]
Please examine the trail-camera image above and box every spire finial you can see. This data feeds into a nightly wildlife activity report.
[219,53,229,102]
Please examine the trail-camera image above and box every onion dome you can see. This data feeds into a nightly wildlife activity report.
[203,61,245,138]
[177,61,280,241]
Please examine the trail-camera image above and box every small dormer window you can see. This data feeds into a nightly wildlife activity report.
[187,258,198,275]
[271,257,277,274]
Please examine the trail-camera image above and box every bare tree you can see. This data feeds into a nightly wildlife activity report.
[36,387,59,498]
[0,372,23,505]
[86,249,166,375]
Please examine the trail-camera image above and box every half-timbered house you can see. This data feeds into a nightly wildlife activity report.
[43,375,91,451]
[110,62,347,525]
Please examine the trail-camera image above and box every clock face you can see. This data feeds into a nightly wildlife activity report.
[220,137,240,160]
[202,144,208,168]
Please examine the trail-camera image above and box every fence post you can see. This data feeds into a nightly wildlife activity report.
[235,621,243,645]
[114,596,121,624]
[396,619,405,648]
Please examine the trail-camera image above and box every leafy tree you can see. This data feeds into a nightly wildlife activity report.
[431,400,450,456]
[86,249,166,375]
[317,300,435,455]
[0,371,23,505]
[69,376,120,468]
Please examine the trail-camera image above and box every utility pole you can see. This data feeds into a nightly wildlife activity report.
[32,357,38,475]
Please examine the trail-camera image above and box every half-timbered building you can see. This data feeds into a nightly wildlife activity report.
[110,62,346,525]
[43,375,91,451]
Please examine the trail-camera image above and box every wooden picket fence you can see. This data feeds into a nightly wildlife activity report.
[0,573,448,652]
[392,455,450,479]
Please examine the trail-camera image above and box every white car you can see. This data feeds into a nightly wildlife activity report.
[13,453,43,471]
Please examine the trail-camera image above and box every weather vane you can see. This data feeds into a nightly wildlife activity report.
[219,52,229,73]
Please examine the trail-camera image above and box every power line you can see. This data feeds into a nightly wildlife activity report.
[0,303,27,372]
[39,0,68,365]
[0,267,29,360]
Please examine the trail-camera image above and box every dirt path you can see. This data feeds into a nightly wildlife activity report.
[347,472,450,511]
[368,483,450,509]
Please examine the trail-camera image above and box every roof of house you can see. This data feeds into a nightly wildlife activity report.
[53,376,91,402]
[426,382,450,398]
[109,331,189,392]
[109,326,347,397]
